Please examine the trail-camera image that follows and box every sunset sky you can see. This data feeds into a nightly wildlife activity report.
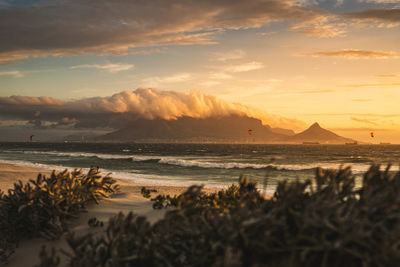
[0,0,400,142]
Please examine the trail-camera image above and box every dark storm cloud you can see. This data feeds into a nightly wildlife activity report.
[0,0,329,64]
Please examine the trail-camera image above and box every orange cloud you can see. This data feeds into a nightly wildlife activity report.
[330,127,392,132]
[376,74,399,78]
[0,95,64,106]
[301,49,400,59]
[344,83,400,88]
[225,62,264,72]
[306,113,400,118]
[350,117,378,125]
[299,89,335,93]
[352,99,372,102]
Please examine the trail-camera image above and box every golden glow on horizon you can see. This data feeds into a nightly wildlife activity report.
[0,0,400,142]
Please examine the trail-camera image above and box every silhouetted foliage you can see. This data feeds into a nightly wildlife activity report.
[38,165,400,266]
[0,168,119,264]
[88,217,104,228]
[140,187,157,199]
[35,246,60,267]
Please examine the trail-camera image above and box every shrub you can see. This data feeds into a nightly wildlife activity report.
[40,165,400,266]
[0,168,119,264]
[145,175,263,211]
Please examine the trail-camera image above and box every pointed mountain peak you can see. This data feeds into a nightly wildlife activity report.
[309,122,321,129]
[288,121,356,144]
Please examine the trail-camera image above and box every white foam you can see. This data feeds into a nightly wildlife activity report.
[4,150,271,169]
[276,163,399,173]
[10,150,134,160]
[0,159,84,172]
[0,158,226,189]
[157,157,269,169]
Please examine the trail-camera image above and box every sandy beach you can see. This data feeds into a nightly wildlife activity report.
[0,163,215,266]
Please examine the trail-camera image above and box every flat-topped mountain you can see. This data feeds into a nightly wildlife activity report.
[96,115,289,143]
[94,117,356,144]
[287,122,355,144]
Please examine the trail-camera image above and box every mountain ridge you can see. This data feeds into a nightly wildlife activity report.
[287,122,355,144]
[94,116,356,144]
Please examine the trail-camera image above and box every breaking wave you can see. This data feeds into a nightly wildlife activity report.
[2,150,397,173]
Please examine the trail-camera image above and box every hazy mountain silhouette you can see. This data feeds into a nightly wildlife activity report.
[96,115,289,142]
[95,117,355,144]
[267,127,295,136]
[287,122,355,144]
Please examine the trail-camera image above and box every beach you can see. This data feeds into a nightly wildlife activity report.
[0,163,216,266]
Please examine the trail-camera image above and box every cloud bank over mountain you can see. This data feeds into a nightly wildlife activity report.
[0,88,305,131]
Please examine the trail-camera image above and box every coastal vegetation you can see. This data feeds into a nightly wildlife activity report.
[37,165,400,266]
[2,164,400,266]
[0,168,119,264]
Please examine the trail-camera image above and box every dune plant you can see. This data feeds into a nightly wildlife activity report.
[143,175,263,211]
[39,165,400,266]
[0,168,119,264]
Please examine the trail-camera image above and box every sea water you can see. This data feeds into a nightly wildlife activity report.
[0,142,399,194]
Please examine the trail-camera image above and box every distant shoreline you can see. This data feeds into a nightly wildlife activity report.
[1,141,397,145]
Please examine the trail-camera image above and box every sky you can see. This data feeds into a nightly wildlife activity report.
[0,0,400,142]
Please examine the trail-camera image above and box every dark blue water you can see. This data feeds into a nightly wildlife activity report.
[0,142,399,193]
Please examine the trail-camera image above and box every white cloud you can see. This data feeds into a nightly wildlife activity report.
[210,72,233,80]
[162,73,193,83]
[225,61,264,73]
[142,73,193,87]
[212,49,246,61]
[0,71,23,77]
[300,49,400,59]
[200,80,221,87]
[70,63,134,73]
[256,31,277,36]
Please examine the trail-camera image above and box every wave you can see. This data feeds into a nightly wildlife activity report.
[0,159,226,189]
[2,150,398,173]
[2,152,273,171]
[133,157,389,173]
[130,155,273,169]
[6,150,134,160]
[0,159,80,172]
[156,157,271,169]
[276,163,399,173]
[8,150,273,170]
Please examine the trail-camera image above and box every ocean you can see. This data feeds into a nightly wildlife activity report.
[0,142,399,194]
